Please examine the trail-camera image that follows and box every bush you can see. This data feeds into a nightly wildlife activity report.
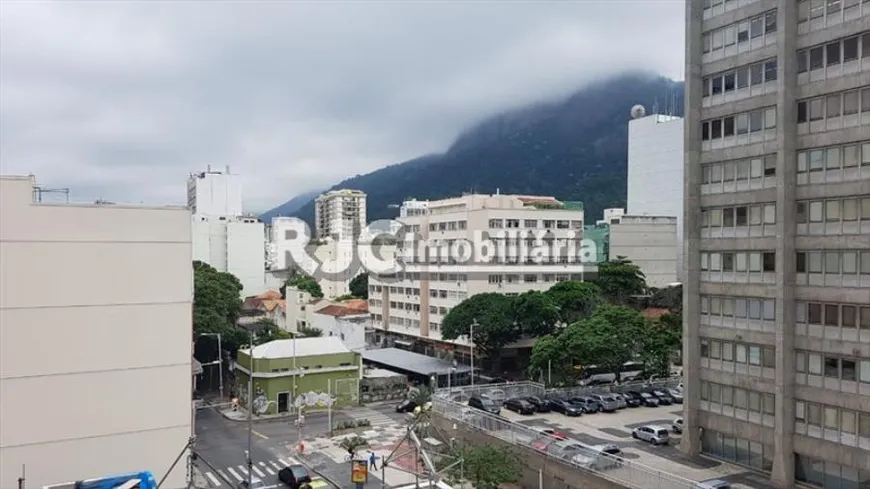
[356,419,371,427]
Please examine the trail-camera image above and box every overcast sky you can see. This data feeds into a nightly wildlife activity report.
[0,1,684,213]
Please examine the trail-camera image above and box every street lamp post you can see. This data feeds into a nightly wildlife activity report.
[245,329,255,488]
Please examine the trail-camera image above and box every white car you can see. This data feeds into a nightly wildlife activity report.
[632,425,670,445]
[672,417,683,433]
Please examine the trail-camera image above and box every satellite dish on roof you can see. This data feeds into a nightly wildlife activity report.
[631,105,646,119]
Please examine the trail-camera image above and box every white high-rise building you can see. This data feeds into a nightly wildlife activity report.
[315,189,367,240]
[0,174,192,489]
[192,215,266,296]
[627,110,685,280]
[368,193,590,357]
[187,166,243,217]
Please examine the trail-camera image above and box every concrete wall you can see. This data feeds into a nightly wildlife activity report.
[609,216,679,288]
[429,413,629,489]
[0,175,192,489]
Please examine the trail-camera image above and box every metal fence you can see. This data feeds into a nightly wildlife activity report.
[431,397,698,489]
[435,378,682,403]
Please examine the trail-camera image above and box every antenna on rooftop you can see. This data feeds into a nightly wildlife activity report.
[32,185,70,203]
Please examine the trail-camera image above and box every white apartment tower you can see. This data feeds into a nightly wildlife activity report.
[315,189,367,240]
[186,165,243,217]
[627,108,685,281]
[368,193,589,354]
[684,2,870,488]
[0,175,192,488]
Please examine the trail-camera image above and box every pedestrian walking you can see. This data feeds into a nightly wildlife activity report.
[369,451,378,470]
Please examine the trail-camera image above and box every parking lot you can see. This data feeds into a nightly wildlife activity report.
[437,382,779,489]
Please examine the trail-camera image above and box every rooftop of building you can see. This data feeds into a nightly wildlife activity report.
[242,336,353,359]
[315,304,369,317]
[316,189,366,200]
[2,174,190,211]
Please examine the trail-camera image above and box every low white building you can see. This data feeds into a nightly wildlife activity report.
[192,214,267,296]
[606,210,678,289]
[0,174,192,489]
[309,304,371,352]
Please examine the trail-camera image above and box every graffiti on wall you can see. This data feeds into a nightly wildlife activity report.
[293,391,336,408]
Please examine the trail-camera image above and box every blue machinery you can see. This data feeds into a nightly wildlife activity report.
[44,471,158,489]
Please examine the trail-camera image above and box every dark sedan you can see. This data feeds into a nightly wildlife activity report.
[278,464,312,489]
[621,392,643,407]
[395,399,418,413]
[525,396,551,413]
[651,390,674,405]
[631,391,660,407]
[549,399,584,416]
[504,398,536,415]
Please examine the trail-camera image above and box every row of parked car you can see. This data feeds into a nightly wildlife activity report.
[499,387,683,416]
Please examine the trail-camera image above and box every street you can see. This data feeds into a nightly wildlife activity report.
[194,402,408,488]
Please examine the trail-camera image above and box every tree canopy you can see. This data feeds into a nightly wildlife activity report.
[193,261,247,360]
[280,271,324,299]
[441,293,518,366]
[544,280,601,323]
[438,445,522,489]
[593,256,647,304]
[513,290,560,337]
[349,272,369,299]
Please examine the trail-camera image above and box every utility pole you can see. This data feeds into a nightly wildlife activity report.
[469,319,477,388]
[216,333,224,399]
[17,464,25,489]
[247,329,254,488]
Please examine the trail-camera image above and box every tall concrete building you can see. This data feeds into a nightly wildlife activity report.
[627,111,685,280]
[0,175,193,488]
[368,193,590,360]
[186,166,243,217]
[684,2,870,488]
[191,214,266,296]
[315,189,367,240]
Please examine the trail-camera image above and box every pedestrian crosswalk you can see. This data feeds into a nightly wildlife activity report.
[200,457,299,487]
[352,407,396,427]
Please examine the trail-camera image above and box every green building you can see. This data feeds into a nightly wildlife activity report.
[235,336,362,415]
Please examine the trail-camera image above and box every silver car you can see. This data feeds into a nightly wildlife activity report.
[546,439,587,460]
[589,394,620,412]
[632,425,671,445]
[610,393,628,409]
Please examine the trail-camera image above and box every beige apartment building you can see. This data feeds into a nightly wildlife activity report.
[314,189,367,240]
[368,193,591,357]
[683,1,870,488]
[0,175,193,488]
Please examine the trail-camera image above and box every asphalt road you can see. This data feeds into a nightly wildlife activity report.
[194,403,407,488]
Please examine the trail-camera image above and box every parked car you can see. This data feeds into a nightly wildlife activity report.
[695,480,732,489]
[573,444,623,470]
[635,391,660,407]
[672,417,683,434]
[610,393,628,409]
[530,436,557,451]
[503,398,536,415]
[632,425,671,445]
[528,426,568,440]
[570,396,601,413]
[589,394,619,412]
[278,465,312,489]
[621,391,643,407]
[546,439,587,460]
[651,390,674,405]
[525,396,551,413]
[395,399,418,413]
[668,388,684,404]
[468,395,500,415]
[549,399,584,416]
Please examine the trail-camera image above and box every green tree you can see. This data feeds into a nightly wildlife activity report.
[409,385,432,406]
[281,272,324,299]
[527,334,575,386]
[252,318,292,344]
[544,281,601,323]
[193,261,247,358]
[639,320,681,378]
[349,272,369,299]
[512,290,560,337]
[441,293,519,370]
[439,445,522,489]
[593,256,647,305]
[561,305,646,378]
[297,325,323,337]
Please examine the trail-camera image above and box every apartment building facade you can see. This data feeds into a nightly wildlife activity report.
[314,189,367,240]
[0,175,193,488]
[684,1,870,488]
[368,194,591,355]
[186,165,243,217]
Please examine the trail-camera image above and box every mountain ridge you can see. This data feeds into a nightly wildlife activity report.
[263,71,684,227]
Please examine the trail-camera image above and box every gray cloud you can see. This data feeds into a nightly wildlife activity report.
[0,0,684,213]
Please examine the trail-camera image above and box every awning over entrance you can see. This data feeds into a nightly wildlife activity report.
[362,348,472,377]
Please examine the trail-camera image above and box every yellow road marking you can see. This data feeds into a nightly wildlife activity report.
[252,430,269,440]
